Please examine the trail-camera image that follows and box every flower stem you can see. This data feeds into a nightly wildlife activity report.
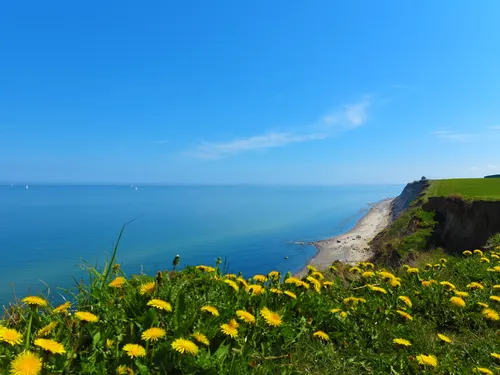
[25,309,34,350]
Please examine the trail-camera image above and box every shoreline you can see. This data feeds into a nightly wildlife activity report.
[295,198,394,277]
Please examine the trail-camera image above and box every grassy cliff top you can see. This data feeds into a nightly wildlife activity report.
[426,178,500,201]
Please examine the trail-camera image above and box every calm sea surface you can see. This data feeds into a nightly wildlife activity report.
[0,185,402,305]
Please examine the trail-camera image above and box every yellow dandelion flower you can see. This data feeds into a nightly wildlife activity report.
[329,265,337,272]
[139,281,156,295]
[398,296,412,308]
[308,278,321,293]
[247,284,265,295]
[450,296,466,308]
[34,338,66,354]
[463,250,472,256]
[480,257,490,263]
[330,308,342,313]
[396,310,413,321]
[389,277,401,287]
[323,281,334,287]
[491,254,500,259]
[490,352,500,360]
[200,305,219,316]
[474,368,494,375]
[108,276,126,288]
[220,322,238,338]
[253,274,268,283]
[260,307,282,327]
[473,249,484,256]
[268,270,280,280]
[224,273,237,279]
[467,282,484,290]
[378,271,395,280]
[364,262,375,269]
[74,311,99,323]
[284,277,302,286]
[284,291,297,299]
[362,271,375,278]
[343,296,358,305]
[454,291,469,298]
[440,258,447,263]
[393,338,411,347]
[339,311,348,318]
[307,265,317,272]
[406,267,419,274]
[0,328,23,345]
[106,339,113,348]
[9,351,42,375]
[424,263,433,270]
[368,284,387,294]
[37,322,57,337]
[489,295,500,303]
[236,310,255,324]
[116,365,133,375]
[437,333,452,343]
[311,271,324,280]
[270,288,283,294]
[195,265,215,273]
[147,299,172,312]
[481,308,499,321]
[440,281,456,290]
[298,280,310,289]
[349,266,361,274]
[421,280,436,287]
[494,285,500,290]
[53,301,71,314]
[313,330,329,341]
[141,327,166,342]
[122,343,146,358]
[236,277,248,287]
[402,264,410,270]
[223,279,239,292]
[478,302,489,308]
[416,354,438,368]
[191,332,209,346]
[22,296,47,307]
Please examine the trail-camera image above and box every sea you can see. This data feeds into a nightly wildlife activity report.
[0,184,403,306]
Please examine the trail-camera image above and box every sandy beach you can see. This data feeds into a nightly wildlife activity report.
[296,198,394,277]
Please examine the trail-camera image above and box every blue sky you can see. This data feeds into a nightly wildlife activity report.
[1,1,500,184]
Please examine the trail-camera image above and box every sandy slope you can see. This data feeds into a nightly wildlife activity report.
[295,198,394,277]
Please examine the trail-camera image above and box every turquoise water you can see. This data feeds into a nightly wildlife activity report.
[0,185,402,305]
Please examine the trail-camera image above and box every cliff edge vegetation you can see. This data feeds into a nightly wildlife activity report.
[370,178,500,265]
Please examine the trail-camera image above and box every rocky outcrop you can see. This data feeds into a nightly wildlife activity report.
[423,197,500,253]
[390,180,428,221]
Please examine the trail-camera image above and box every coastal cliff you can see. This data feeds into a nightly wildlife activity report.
[390,179,428,221]
[424,197,500,253]
[370,179,500,264]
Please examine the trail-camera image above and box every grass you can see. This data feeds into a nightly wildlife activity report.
[1,246,500,374]
[426,179,500,201]
[370,206,437,264]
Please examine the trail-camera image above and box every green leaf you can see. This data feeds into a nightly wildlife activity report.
[135,360,151,375]
[92,332,101,346]
[213,343,230,362]
[174,290,186,332]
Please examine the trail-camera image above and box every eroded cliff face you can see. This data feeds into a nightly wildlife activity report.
[423,197,500,253]
[390,180,428,221]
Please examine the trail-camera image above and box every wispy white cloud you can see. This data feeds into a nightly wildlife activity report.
[432,129,478,142]
[192,132,328,159]
[190,97,371,159]
[488,125,500,130]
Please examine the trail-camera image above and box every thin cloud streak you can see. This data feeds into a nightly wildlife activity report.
[190,98,371,159]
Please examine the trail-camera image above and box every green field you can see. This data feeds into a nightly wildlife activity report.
[426,178,500,200]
